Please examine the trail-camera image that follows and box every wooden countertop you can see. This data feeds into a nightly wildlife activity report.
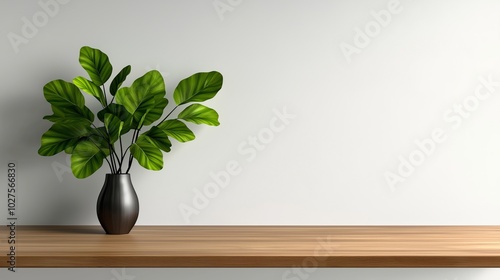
[2,226,500,268]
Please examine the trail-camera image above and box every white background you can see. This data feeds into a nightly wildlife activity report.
[2,0,500,279]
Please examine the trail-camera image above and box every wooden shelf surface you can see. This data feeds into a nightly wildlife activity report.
[2,226,500,267]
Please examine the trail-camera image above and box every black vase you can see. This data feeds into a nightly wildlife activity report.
[97,174,139,234]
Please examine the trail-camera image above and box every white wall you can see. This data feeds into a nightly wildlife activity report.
[2,0,500,279]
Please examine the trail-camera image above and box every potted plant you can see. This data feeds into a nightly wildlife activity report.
[38,46,223,234]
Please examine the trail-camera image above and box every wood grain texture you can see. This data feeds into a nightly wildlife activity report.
[2,226,500,267]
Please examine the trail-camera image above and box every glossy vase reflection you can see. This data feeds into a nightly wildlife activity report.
[97,174,139,234]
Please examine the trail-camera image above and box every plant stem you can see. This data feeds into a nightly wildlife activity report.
[109,143,123,174]
[91,124,123,174]
[125,127,142,174]
[102,85,108,106]
[124,129,138,174]
[119,145,131,172]
[88,136,114,173]
[104,155,114,173]
[125,154,133,174]
[157,105,179,126]
[118,136,124,173]
[109,145,116,173]
[89,125,115,172]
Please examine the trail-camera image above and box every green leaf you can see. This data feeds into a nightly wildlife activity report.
[71,140,108,179]
[90,126,108,140]
[65,145,77,154]
[115,70,167,128]
[157,119,195,142]
[88,127,112,150]
[97,103,132,134]
[43,80,94,124]
[64,127,106,155]
[104,113,124,144]
[79,46,113,86]
[73,76,106,107]
[173,71,223,105]
[97,103,131,122]
[110,65,131,96]
[133,97,168,128]
[131,70,166,100]
[130,137,163,170]
[43,104,94,124]
[43,79,86,109]
[178,104,220,126]
[38,123,90,156]
[116,86,151,112]
[116,87,155,128]
[141,127,172,152]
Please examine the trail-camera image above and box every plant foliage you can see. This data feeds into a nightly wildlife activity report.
[39,46,223,178]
